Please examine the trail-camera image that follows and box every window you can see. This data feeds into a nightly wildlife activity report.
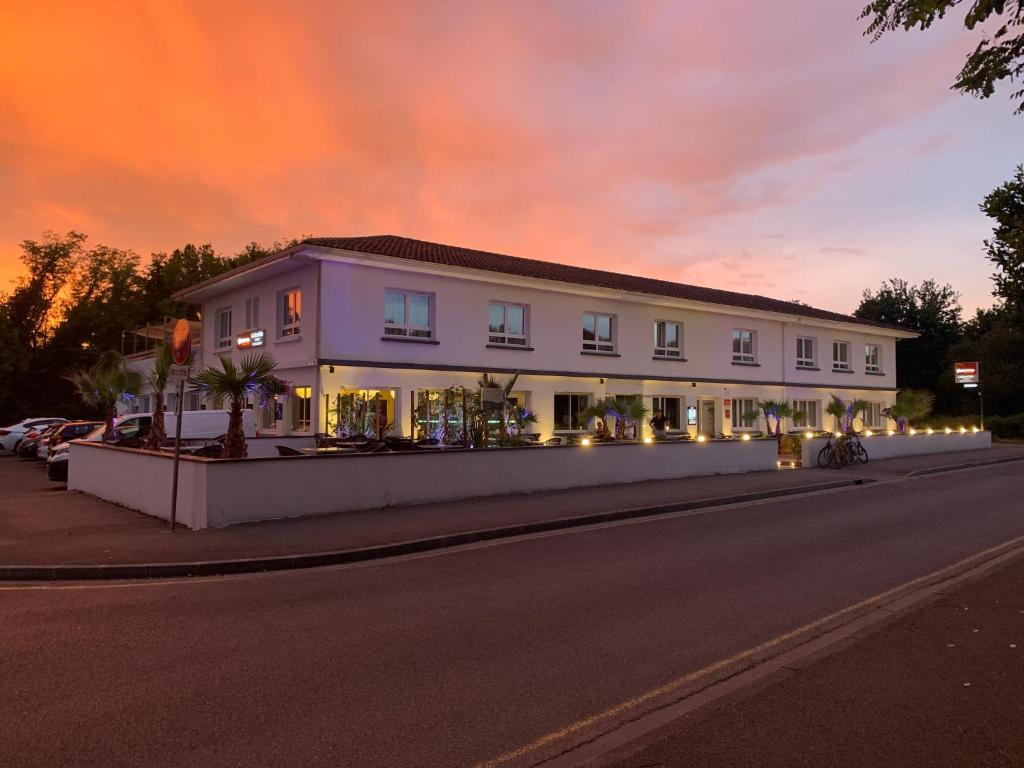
[792,399,820,429]
[654,321,682,358]
[732,330,755,363]
[488,302,528,346]
[731,398,758,430]
[582,313,615,352]
[832,340,851,371]
[245,297,260,330]
[864,402,884,429]
[292,386,312,432]
[280,288,301,337]
[865,344,882,373]
[796,337,816,368]
[216,307,232,349]
[651,396,683,430]
[554,393,590,431]
[384,290,433,338]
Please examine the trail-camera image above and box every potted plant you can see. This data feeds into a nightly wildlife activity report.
[191,352,278,458]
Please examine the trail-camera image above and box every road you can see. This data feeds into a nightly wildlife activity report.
[3,462,1024,768]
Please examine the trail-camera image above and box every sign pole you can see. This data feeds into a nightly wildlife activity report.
[980,387,985,432]
[170,379,185,532]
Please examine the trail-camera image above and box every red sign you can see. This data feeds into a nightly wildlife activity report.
[954,361,979,384]
[171,318,191,365]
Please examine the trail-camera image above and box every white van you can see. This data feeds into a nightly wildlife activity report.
[115,410,257,442]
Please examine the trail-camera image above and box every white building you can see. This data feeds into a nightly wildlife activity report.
[170,235,913,440]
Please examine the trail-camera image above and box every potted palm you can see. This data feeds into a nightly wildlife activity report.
[826,394,847,433]
[66,351,145,440]
[623,399,650,440]
[191,352,278,458]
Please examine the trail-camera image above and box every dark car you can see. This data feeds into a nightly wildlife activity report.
[16,424,63,459]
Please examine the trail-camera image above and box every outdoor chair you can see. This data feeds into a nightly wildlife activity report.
[191,443,225,459]
[275,445,305,456]
[414,437,439,446]
[543,437,564,446]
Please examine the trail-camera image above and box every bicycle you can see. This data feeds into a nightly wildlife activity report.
[817,432,869,469]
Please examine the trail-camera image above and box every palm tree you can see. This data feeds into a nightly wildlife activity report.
[191,352,278,458]
[773,402,806,436]
[624,399,649,440]
[826,394,847,433]
[581,397,619,438]
[144,344,195,450]
[848,398,871,432]
[66,351,145,440]
[477,372,521,440]
[884,389,935,433]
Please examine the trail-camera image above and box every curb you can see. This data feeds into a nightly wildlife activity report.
[0,478,872,581]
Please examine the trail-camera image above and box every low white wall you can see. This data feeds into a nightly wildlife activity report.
[801,430,992,466]
[245,436,315,459]
[69,438,778,529]
[68,443,207,529]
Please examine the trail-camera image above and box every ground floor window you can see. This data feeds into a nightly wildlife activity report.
[651,396,683,430]
[792,399,820,429]
[731,397,758,430]
[864,402,884,429]
[292,386,312,432]
[554,393,590,431]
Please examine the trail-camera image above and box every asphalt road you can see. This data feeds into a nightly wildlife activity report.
[3,463,1024,768]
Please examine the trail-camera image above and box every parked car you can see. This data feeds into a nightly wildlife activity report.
[39,421,104,460]
[0,417,67,453]
[16,423,63,459]
[47,425,105,481]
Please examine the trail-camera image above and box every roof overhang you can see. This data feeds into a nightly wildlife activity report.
[171,246,317,303]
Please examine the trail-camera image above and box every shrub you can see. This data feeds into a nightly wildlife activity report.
[987,413,1024,439]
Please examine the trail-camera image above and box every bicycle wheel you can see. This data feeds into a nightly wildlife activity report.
[817,443,832,468]
[855,441,869,464]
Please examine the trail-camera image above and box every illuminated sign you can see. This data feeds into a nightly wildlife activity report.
[954,361,979,385]
[686,405,698,426]
[237,329,265,349]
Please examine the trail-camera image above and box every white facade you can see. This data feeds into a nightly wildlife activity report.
[175,240,913,440]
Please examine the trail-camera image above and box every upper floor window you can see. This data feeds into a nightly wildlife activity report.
[385,289,433,338]
[279,288,301,337]
[796,336,816,368]
[654,321,682,358]
[216,307,232,349]
[865,344,882,373]
[488,302,527,346]
[245,296,260,330]
[732,329,755,363]
[832,340,851,371]
[582,312,615,353]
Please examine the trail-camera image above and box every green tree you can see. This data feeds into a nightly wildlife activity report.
[981,164,1024,317]
[862,1,1024,113]
[854,279,963,402]
[191,353,278,458]
[65,351,145,439]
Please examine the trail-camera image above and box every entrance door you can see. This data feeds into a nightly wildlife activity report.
[698,399,716,436]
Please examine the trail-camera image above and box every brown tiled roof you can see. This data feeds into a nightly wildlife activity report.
[303,235,904,332]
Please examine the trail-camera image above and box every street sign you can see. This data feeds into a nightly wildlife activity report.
[168,365,192,383]
[171,318,191,365]
[954,361,979,385]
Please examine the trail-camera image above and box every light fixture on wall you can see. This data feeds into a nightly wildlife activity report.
[328,365,335,373]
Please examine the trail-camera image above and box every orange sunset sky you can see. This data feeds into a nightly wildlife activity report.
[0,1,1019,314]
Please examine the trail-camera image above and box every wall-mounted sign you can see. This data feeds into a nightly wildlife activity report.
[237,329,266,349]
[686,405,698,426]
[954,361,979,385]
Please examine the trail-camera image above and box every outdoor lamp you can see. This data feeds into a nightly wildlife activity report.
[945,427,952,434]
[580,437,591,446]
[960,426,967,433]
[804,431,813,439]
[741,433,751,441]
[835,432,843,438]
[865,430,873,437]
[696,435,707,443]
[643,436,653,444]
[973,426,980,433]
[926,427,934,435]
[909,428,917,435]
[888,430,895,436]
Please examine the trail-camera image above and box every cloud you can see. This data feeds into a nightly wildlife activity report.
[0,0,984,307]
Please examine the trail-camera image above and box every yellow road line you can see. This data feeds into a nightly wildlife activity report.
[474,534,1024,768]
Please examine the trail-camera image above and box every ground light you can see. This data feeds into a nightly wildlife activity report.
[741,433,751,441]
[835,432,843,438]
[960,426,967,433]
[580,437,591,446]
[973,426,980,433]
[643,436,653,444]
[888,430,895,436]
[909,428,917,435]
[865,430,873,437]
[804,431,813,439]
[945,426,952,434]
[927,427,935,435]
[696,435,707,443]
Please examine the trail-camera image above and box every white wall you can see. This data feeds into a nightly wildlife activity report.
[801,430,992,466]
[69,439,779,529]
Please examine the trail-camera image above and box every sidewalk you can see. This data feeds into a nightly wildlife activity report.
[1,445,1022,571]
[610,549,1024,768]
